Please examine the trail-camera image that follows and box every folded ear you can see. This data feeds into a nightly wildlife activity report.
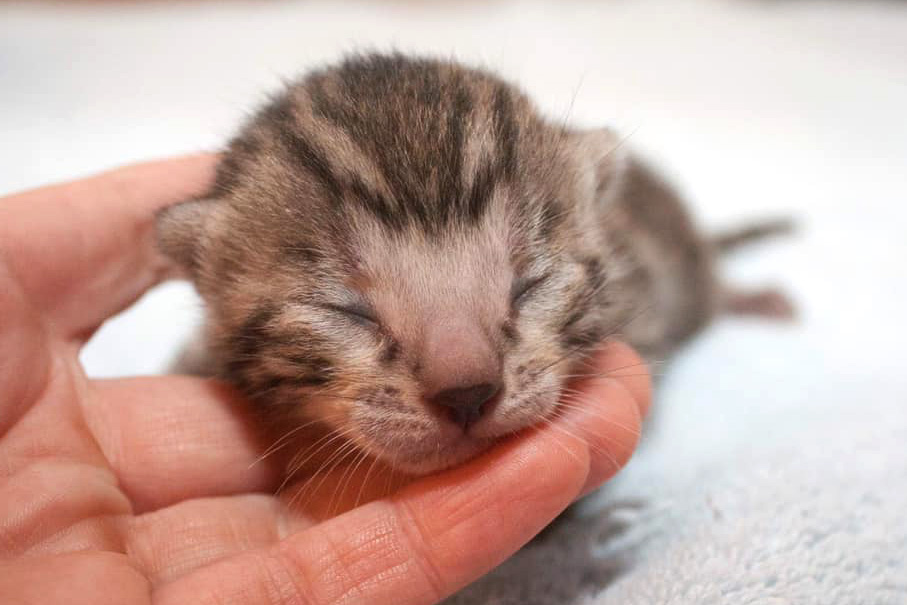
[155,198,219,276]
[570,127,629,204]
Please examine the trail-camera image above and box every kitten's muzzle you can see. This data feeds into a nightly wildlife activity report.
[429,382,501,430]
[420,315,503,431]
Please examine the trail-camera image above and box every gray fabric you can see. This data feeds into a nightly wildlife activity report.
[449,321,907,604]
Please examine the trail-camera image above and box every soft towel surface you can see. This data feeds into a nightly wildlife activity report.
[449,331,907,603]
[3,1,905,602]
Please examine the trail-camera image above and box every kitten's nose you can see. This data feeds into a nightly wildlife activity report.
[421,317,503,430]
[430,382,501,429]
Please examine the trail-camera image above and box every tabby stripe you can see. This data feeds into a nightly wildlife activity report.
[492,83,518,180]
[264,96,344,203]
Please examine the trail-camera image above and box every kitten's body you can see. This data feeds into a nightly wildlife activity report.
[157,53,789,479]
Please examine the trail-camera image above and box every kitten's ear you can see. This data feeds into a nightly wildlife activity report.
[571,127,628,201]
[155,198,219,275]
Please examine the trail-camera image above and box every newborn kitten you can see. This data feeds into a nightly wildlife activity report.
[156,53,791,475]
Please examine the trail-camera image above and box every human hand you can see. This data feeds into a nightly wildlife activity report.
[0,155,650,604]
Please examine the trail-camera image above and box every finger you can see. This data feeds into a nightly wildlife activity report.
[0,154,216,342]
[126,494,303,586]
[86,376,279,513]
[153,352,646,605]
[0,551,150,605]
[0,264,53,434]
[0,459,131,558]
[556,341,648,496]
[579,339,652,418]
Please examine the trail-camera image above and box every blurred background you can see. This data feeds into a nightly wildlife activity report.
[3,1,906,600]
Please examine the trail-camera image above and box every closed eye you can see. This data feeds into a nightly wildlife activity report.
[510,273,549,308]
[323,301,380,329]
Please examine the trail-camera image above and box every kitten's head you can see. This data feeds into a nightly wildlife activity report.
[157,54,630,473]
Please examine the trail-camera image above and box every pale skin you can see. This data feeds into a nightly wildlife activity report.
[0,155,650,605]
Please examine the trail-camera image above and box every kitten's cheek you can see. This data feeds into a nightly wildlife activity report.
[303,394,355,430]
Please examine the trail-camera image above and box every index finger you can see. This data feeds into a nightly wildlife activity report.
[0,154,216,342]
[153,342,648,605]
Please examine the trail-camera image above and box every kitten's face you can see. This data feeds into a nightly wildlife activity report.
[157,55,628,473]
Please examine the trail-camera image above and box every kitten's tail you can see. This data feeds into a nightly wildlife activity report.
[711,217,795,254]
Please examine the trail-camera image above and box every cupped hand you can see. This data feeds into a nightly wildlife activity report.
[0,156,650,605]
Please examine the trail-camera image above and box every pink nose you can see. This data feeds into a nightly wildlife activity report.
[429,382,501,429]
[421,318,502,430]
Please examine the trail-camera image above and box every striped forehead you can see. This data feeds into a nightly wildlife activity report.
[256,56,524,233]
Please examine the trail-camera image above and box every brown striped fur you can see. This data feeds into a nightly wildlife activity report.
[156,53,783,475]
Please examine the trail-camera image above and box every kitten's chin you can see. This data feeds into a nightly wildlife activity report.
[357,433,496,476]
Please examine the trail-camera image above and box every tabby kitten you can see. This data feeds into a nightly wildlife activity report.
[157,53,790,475]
